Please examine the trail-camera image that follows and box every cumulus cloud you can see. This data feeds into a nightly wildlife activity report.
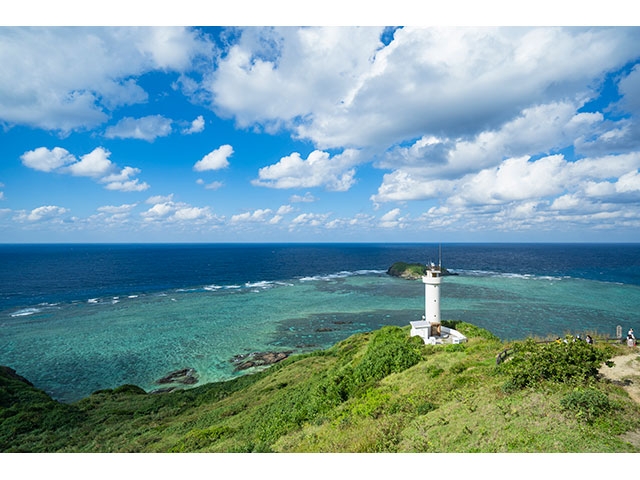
[290,192,316,203]
[146,194,174,204]
[230,208,274,223]
[16,205,68,222]
[253,149,361,191]
[208,27,384,135]
[379,208,407,228]
[21,146,149,192]
[20,147,76,172]
[207,27,640,149]
[183,115,205,134]
[193,144,233,171]
[66,147,115,177]
[97,203,137,214]
[196,179,224,190]
[104,115,173,141]
[276,204,294,215]
[141,199,217,224]
[290,212,330,227]
[0,27,213,133]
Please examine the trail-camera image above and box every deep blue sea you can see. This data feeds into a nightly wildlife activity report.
[1,243,639,403]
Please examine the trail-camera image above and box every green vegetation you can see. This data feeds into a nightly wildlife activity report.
[2,324,640,452]
[387,261,457,279]
[387,261,429,279]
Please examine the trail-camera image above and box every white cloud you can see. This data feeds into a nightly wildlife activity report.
[290,192,316,203]
[208,27,384,134]
[97,204,137,214]
[616,64,640,115]
[141,199,217,224]
[103,178,150,192]
[197,179,224,190]
[379,208,407,228]
[326,213,375,230]
[104,115,173,141]
[21,146,149,191]
[276,204,294,215]
[253,149,361,191]
[20,205,68,222]
[20,147,76,172]
[230,208,273,223]
[66,147,115,177]
[101,166,150,192]
[146,194,174,204]
[143,202,174,218]
[450,155,569,207]
[193,144,233,171]
[207,27,640,149]
[173,206,210,221]
[290,212,330,227]
[0,27,213,133]
[183,115,205,134]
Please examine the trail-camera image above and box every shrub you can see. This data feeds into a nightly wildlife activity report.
[560,388,612,424]
[499,337,613,391]
[112,384,147,396]
[350,326,423,390]
[170,425,234,452]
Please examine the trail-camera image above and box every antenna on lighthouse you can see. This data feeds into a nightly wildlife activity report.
[438,243,442,269]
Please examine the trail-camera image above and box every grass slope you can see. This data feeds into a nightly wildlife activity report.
[2,323,640,452]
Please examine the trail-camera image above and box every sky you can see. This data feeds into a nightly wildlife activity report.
[2,8,640,243]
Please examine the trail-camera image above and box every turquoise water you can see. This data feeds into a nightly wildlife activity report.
[3,269,639,402]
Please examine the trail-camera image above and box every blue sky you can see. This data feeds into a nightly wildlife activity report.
[2,17,640,242]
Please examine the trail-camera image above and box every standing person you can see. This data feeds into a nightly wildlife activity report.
[627,328,636,347]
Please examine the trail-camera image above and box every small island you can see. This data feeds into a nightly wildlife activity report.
[386,261,458,280]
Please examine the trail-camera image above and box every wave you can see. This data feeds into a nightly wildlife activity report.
[298,269,386,282]
[453,269,568,282]
[198,269,386,293]
[7,269,389,315]
[203,284,242,291]
[244,280,294,291]
[10,307,42,317]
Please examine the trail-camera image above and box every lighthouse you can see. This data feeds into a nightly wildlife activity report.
[422,262,442,335]
[409,248,467,345]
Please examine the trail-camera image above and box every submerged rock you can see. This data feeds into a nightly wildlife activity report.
[155,367,198,385]
[231,351,292,371]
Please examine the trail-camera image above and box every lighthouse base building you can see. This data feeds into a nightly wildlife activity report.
[409,263,467,345]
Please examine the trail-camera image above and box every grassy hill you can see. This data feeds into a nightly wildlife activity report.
[2,322,640,452]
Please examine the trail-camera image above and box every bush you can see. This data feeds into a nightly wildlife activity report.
[112,384,147,396]
[351,327,422,388]
[499,337,613,391]
[171,425,234,451]
[561,388,612,424]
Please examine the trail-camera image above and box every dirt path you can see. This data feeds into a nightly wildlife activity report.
[599,350,640,449]
[599,351,640,404]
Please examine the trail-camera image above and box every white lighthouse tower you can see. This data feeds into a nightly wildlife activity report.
[409,247,467,345]
[422,262,442,334]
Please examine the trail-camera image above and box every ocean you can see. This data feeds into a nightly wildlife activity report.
[1,243,639,403]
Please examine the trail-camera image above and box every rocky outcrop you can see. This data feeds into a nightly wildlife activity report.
[155,368,198,385]
[0,366,34,386]
[231,351,292,371]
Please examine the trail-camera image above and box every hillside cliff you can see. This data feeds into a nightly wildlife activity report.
[1,323,639,453]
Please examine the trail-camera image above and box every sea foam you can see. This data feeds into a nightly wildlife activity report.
[10,307,42,317]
